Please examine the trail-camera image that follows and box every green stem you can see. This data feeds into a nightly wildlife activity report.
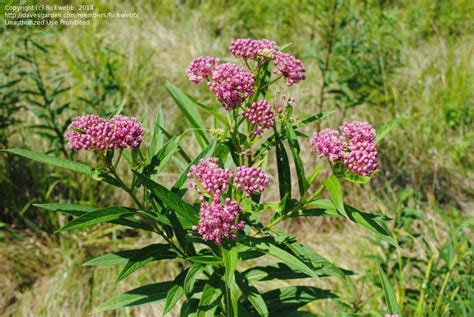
[434,253,458,315]
[415,255,434,317]
[99,151,186,257]
[266,185,324,230]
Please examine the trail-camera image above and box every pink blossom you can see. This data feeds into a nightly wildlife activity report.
[310,121,379,177]
[187,56,218,84]
[273,52,306,85]
[65,114,144,151]
[187,157,233,198]
[343,140,379,176]
[208,63,255,110]
[310,129,345,162]
[234,166,270,197]
[193,197,245,245]
[243,100,275,135]
[229,38,277,60]
[340,120,376,143]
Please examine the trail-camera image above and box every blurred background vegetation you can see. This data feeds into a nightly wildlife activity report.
[0,0,473,316]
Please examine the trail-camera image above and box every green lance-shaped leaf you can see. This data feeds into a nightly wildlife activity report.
[236,272,268,316]
[134,172,198,228]
[3,148,120,186]
[164,81,209,149]
[148,107,165,158]
[244,262,308,282]
[142,137,180,177]
[343,171,371,184]
[376,118,398,144]
[239,236,320,280]
[83,250,137,266]
[172,140,216,197]
[273,231,346,280]
[323,175,347,218]
[181,298,200,316]
[4,148,91,178]
[378,264,402,315]
[116,244,177,282]
[186,94,230,129]
[285,123,307,196]
[184,263,205,296]
[35,203,154,231]
[35,203,98,215]
[297,110,335,127]
[275,133,292,201]
[303,200,397,247]
[56,207,138,232]
[187,255,223,265]
[94,281,173,312]
[197,270,224,317]
[262,286,337,315]
[223,246,239,316]
[163,269,189,315]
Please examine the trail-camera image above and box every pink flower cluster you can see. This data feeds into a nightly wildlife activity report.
[208,63,255,110]
[273,52,306,85]
[234,166,270,197]
[193,197,245,245]
[229,38,277,60]
[311,121,379,176]
[65,115,144,151]
[340,121,376,143]
[243,100,275,135]
[310,129,345,162]
[188,158,271,244]
[187,56,218,84]
[187,157,233,198]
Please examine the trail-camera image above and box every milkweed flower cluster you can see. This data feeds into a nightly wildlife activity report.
[65,114,144,151]
[188,158,270,244]
[273,52,306,85]
[187,56,218,84]
[310,129,345,162]
[187,38,305,112]
[243,100,275,135]
[187,158,233,199]
[311,121,379,176]
[208,63,255,110]
[229,38,277,60]
[234,166,270,197]
[193,198,245,245]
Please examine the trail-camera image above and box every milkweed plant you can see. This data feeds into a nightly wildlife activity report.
[4,38,398,316]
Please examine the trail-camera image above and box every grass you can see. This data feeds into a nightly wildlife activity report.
[0,0,473,316]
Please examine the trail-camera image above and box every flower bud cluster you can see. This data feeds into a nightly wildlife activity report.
[187,38,305,111]
[193,198,245,245]
[311,121,379,176]
[188,158,270,244]
[273,52,306,86]
[229,38,277,60]
[208,63,255,110]
[243,100,275,135]
[65,115,144,151]
[234,166,270,197]
[187,56,218,84]
[187,158,233,199]
[310,129,345,162]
